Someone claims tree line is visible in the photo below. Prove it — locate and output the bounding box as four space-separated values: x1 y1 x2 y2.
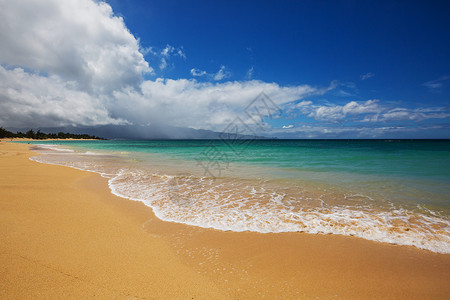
0 127 104 140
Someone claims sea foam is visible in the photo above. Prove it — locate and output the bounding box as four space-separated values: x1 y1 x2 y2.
29 144 450 254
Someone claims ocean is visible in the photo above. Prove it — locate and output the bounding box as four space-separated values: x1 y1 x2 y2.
24 139 450 253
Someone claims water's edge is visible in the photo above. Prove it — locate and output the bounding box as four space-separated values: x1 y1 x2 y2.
27 143 450 254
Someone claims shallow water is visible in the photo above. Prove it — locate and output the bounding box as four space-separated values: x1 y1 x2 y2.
25 139 450 253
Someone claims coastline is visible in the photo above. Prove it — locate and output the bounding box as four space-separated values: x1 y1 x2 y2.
1 141 449 298
0 141 225 298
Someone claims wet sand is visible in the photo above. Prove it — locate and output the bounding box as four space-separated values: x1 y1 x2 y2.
1 141 449 298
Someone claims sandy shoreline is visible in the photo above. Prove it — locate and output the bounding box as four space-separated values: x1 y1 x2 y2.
1 141 449 298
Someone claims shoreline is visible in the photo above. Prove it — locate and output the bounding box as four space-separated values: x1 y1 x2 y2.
1 142 449 298
1 138 102 142
27 139 450 254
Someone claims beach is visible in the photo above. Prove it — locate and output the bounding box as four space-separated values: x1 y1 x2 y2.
1 141 449 299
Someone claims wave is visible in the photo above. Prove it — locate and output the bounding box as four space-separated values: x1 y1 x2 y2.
29 144 450 254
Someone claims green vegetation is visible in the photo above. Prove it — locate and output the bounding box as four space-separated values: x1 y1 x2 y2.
0 127 104 140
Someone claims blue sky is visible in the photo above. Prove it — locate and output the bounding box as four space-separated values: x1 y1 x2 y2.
0 0 449 138
110 0 450 101
110 0 449 91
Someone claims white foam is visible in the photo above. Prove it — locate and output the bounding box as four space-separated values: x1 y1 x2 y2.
29 147 450 254
33 144 74 153
107 170 450 254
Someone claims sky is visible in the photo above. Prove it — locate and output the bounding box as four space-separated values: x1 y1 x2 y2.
0 0 449 138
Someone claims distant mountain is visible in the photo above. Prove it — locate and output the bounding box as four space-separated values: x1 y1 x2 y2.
6 124 271 140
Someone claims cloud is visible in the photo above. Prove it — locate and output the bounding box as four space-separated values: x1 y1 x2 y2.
0 0 151 95
422 76 450 92
360 72 374 80
161 45 173 57
111 79 322 131
190 65 231 81
295 100 312 107
213 65 230 80
190 68 207 77
0 62 322 129
160 45 186 59
285 98 450 125
0 66 126 127
246 66 254 79
1 0 447 139
343 100 380 115
269 123 450 139
377 107 450 122
159 58 168 70
0 0 331 132
140 44 185 71
306 100 381 122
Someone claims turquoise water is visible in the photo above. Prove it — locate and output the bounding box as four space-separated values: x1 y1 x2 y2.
24 139 450 253
27 139 450 177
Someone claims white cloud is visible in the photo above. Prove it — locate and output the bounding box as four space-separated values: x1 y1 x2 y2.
190 65 231 81
1 0 447 138
342 100 380 115
159 58 168 70
140 46 157 56
140 44 186 72
0 0 334 132
160 44 186 59
190 68 207 77
293 99 450 124
111 79 321 131
0 66 126 127
213 65 230 80
246 66 254 79
161 45 173 57
269 123 437 139
360 72 374 80
422 76 449 91
0 0 151 95
423 82 442 89
379 107 450 122
311 105 345 121
306 100 381 122
1 62 323 130
296 100 312 107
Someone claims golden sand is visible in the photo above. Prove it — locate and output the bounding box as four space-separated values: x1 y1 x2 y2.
1 141 449 298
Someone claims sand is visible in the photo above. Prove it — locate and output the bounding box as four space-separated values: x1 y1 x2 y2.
1 141 449 299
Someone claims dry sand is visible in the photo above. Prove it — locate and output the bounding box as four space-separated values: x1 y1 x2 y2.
1 141 449 299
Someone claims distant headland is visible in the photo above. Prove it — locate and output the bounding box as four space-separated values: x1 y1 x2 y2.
0 127 104 140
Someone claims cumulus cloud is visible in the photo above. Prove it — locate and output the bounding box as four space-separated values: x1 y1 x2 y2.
283 99 450 128
0 0 330 132
0 66 126 127
0 0 151 95
306 100 381 122
111 79 321 131
283 98 450 127
1 0 447 138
